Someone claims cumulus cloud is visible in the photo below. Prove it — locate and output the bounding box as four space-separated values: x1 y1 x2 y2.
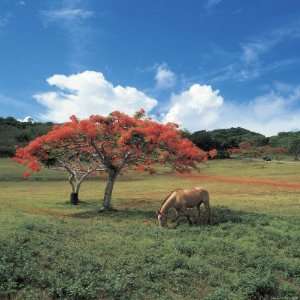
33 70 300 136
34 71 158 122
222 87 300 136
155 64 176 89
163 84 223 131
163 82 300 136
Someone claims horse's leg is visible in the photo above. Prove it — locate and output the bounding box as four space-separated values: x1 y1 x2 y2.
174 212 185 228
196 203 201 224
186 214 193 225
173 209 183 227
204 198 211 225
173 210 180 223
174 209 192 226
182 208 193 225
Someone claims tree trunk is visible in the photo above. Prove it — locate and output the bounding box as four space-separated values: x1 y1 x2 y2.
70 192 79 205
102 170 117 210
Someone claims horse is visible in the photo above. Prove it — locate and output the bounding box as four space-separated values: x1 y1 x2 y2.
157 187 211 227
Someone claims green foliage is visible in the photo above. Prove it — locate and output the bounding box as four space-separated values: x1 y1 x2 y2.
189 127 300 160
0 117 52 157
1 159 300 299
216 149 231 159
189 127 266 158
209 127 265 147
270 131 300 148
190 130 218 151
1 211 299 299
288 138 300 160
2 116 300 161
237 271 278 299
204 287 235 300
0 230 106 299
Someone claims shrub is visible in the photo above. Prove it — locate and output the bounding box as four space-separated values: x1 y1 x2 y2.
237 270 278 299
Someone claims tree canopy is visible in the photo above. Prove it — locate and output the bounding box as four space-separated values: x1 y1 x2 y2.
14 110 207 209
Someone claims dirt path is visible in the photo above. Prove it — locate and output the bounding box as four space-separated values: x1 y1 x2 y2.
178 173 300 190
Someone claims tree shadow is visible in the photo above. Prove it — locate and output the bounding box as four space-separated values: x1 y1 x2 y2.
69 205 272 228
210 206 271 226
55 200 97 207
70 208 155 220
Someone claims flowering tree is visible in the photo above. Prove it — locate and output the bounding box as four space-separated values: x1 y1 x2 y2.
68 110 207 210
237 142 287 159
14 110 207 210
207 149 218 159
13 121 104 205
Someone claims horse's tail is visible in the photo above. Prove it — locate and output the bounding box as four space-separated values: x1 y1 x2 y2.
203 190 211 224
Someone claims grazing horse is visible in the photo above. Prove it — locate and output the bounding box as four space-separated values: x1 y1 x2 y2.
157 187 211 227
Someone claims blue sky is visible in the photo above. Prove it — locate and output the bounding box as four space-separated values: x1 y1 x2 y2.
1 0 300 135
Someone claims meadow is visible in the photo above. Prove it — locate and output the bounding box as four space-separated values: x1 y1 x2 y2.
0 158 300 299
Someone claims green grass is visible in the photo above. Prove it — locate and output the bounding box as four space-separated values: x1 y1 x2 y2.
1 158 300 299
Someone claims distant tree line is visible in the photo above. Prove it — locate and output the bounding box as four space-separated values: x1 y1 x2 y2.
1 117 300 159
185 127 300 159
185 127 268 158
0 117 52 157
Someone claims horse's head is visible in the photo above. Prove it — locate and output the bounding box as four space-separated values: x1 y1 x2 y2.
157 210 167 227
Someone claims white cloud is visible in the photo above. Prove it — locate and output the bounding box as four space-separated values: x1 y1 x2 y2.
203 22 300 84
41 2 94 69
241 22 300 66
209 58 299 83
34 71 158 122
238 22 300 78
33 71 300 136
0 14 10 28
18 116 34 123
206 0 223 9
242 43 265 65
42 8 93 22
155 64 176 89
163 83 300 136
234 87 300 135
163 84 223 131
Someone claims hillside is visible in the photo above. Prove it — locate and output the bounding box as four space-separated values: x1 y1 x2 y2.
189 127 268 151
1 117 300 157
269 131 300 148
0 117 52 157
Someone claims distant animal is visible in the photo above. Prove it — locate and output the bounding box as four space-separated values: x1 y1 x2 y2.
263 156 272 161
157 187 211 227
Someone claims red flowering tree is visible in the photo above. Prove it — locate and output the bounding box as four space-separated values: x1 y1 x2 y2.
68 110 207 211
237 142 287 159
14 110 207 210
13 121 104 205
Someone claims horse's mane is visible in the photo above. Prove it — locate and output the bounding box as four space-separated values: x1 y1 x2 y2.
159 189 181 210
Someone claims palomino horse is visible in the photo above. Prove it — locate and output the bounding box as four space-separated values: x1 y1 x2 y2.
157 187 211 227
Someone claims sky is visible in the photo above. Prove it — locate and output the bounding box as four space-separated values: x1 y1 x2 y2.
1 0 300 136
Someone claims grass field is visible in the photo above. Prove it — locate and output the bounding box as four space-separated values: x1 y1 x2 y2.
0 158 300 299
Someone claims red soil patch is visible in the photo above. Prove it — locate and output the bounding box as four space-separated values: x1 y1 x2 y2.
178 173 300 190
